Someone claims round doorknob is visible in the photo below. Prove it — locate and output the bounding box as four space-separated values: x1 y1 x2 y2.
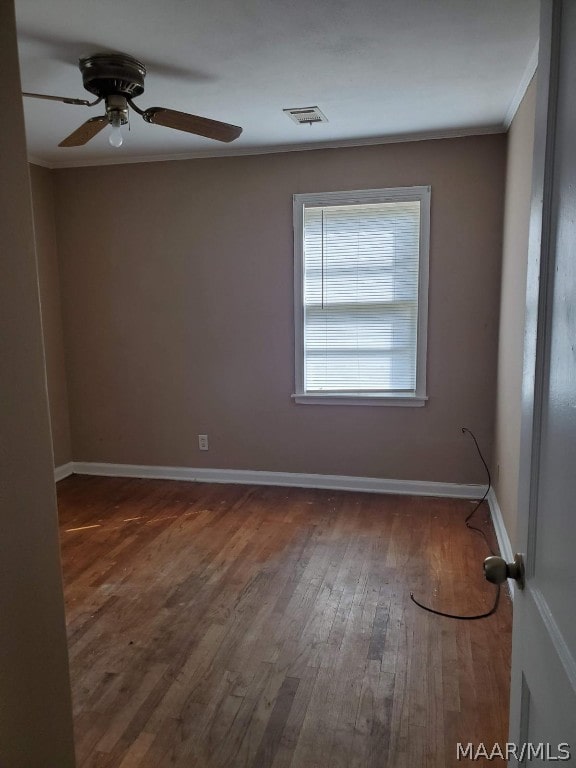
483 554 525 589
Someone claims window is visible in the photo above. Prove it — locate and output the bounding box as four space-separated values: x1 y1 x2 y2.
293 186 430 406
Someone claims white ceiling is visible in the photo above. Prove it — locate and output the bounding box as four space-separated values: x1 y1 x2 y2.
15 0 540 169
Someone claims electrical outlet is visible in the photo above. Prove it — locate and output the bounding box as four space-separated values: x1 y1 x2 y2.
198 434 209 451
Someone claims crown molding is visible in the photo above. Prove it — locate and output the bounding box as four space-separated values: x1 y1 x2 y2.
503 41 539 129
28 154 53 168
31 123 505 170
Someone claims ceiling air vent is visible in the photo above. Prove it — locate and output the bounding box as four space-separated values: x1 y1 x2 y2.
283 106 328 125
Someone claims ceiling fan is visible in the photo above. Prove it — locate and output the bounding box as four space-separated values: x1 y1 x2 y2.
22 53 243 148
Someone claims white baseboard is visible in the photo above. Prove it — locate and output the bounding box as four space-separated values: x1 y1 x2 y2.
487 488 515 599
63 461 486 499
54 462 74 482
487 488 514 562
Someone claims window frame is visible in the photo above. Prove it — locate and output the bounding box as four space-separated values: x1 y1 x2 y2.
292 185 430 406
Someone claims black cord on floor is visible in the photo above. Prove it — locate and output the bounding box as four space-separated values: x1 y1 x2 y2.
409 426 500 620
410 582 500 620
461 427 497 558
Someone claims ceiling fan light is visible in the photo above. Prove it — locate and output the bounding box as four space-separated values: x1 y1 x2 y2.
108 124 123 147
108 113 124 147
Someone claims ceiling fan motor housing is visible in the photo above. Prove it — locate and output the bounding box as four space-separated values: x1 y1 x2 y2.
79 53 146 98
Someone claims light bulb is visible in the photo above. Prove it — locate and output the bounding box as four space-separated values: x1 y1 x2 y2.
108 123 123 148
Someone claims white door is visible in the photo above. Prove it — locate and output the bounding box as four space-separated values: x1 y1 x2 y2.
509 0 576 764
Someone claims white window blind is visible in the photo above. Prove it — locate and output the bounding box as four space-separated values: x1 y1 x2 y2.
294 187 429 405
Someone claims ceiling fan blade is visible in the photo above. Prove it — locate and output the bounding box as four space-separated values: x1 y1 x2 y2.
142 107 242 143
22 92 100 107
58 116 108 147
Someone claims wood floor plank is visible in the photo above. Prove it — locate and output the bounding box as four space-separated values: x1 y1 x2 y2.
57 477 512 768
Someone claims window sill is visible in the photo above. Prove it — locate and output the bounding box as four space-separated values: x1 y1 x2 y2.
292 393 428 407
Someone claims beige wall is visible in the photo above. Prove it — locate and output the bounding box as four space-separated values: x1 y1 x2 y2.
30 164 73 467
493 78 537 548
54 134 506 484
0 1 76 765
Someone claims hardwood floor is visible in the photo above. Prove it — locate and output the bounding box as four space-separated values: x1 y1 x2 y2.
57 476 512 768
